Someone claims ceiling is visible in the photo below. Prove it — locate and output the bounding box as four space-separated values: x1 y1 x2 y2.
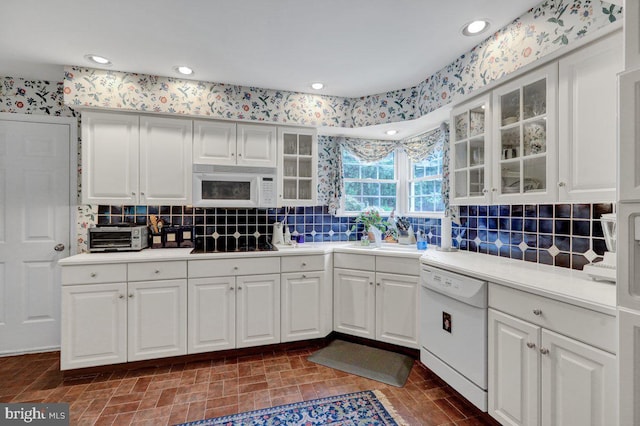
1 0 542 137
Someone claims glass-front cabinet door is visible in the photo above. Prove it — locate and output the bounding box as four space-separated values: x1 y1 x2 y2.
277 127 317 206
492 63 557 203
450 94 491 205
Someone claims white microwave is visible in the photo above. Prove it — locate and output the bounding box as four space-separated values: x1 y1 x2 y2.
192 164 277 208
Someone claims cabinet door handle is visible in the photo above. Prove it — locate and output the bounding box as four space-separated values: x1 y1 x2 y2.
231 153 235 156
533 309 542 316
140 192 145 196
233 266 239 270
230 287 234 291
119 294 125 299
238 153 242 157
558 181 566 187
376 282 380 286
154 269 160 274
482 188 488 194
540 347 549 355
128 294 134 298
302 262 307 267
526 342 536 349
90 272 97 278
491 188 497 192
131 192 136 196
369 282 373 286
302 274 307 279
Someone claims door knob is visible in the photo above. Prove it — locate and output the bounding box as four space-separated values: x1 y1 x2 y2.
54 243 65 252
526 342 536 349
540 348 550 355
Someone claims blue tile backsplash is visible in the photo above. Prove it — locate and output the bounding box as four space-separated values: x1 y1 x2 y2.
456 203 614 270
97 202 613 270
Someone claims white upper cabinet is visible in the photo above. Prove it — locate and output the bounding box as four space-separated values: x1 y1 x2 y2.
193 121 277 167
619 68 640 202
139 116 192 205
277 127 318 206
625 0 640 70
82 111 139 205
558 31 622 202
237 123 277 167
492 63 558 204
82 111 192 205
192 120 237 165
450 94 492 205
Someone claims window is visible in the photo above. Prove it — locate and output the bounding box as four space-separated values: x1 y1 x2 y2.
342 149 396 213
340 147 444 216
408 154 445 213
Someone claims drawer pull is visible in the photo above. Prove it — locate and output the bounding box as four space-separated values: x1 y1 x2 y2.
376 282 380 286
90 272 96 278
154 269 160 274
230 287 234 291
526 342 536 349
119 294 124 299
129 294 134 298
238 286 242 290
233 266 239 270
302 262 307 267
369 282 373 286
302 274 307 279
533 309 542 316
540 348 549 355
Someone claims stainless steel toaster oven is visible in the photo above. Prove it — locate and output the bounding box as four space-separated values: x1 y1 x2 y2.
88 225 148 252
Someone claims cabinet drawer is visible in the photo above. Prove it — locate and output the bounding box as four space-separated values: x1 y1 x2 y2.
61 264 127 285
489 283 616 353
281 255 325 273
376 255 420 276
333 253 375 271
189 256 280 278
128 261 187 281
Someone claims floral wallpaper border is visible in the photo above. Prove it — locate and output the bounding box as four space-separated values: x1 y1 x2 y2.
62 0 621 128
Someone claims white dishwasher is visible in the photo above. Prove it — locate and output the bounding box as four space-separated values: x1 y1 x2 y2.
420 264 488 411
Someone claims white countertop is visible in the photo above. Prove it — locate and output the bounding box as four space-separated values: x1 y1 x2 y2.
420 249 616 316
59 243 616 315
59 241 427 265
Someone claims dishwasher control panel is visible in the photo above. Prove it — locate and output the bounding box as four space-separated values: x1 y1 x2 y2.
420 265 487 308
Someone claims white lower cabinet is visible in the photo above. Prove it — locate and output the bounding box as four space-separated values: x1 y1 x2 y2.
333 253 419 349
488 284 617 426
187 258 281 352
127 279 187 362
334 268 376 339
188 274 281 352
236 274 281 348
61 282 127 370
188 277 235 353
60 262 188 370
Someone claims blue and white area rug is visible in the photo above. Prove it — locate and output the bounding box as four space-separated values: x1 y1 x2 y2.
176 390 408 425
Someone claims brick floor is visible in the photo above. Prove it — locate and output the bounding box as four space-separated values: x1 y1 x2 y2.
0 343 500 425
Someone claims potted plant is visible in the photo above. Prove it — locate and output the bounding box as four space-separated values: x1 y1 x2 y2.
351 208 390 241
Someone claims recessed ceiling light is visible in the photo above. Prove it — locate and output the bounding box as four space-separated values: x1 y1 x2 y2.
85 54 112 66
175 66 194 76
385 129 398 136
462 20 490 36
311 82 324 90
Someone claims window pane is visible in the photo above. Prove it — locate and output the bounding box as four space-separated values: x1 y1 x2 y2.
361 165 377 179
343 164 360 179
363 182 379 196
342 149 397 213
344 181 361 195
379 165 394 180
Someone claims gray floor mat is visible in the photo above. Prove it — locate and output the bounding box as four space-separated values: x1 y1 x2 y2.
308 340 413 387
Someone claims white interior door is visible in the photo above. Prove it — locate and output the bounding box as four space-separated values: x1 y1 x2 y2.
0 115 74 354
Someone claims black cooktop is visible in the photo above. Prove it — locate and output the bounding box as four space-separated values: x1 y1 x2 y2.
191 240 277 254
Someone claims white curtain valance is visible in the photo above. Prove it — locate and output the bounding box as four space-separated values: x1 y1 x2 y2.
339 124 445 164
